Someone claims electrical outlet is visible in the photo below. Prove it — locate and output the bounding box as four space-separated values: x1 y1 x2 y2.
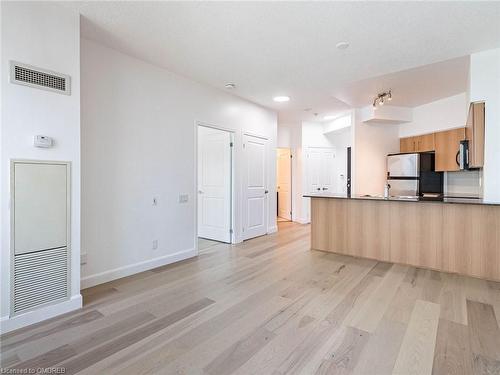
179 194 189 203
152 240 158 250
80 253 88 265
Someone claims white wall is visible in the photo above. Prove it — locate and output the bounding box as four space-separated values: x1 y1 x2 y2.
81 39 277 288
352 110 400 196
399 93 468 137
302 121 335 148
1 2 81 332
469 48 500 202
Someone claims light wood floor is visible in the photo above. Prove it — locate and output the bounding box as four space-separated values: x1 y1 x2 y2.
1 222 500 374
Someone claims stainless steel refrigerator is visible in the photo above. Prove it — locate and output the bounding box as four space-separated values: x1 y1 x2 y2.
387 152 443 197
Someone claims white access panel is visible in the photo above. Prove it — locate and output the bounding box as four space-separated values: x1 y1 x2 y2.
13 161 69 255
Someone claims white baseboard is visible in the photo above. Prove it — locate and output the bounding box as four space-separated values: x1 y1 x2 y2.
0 294 82 334
80 248 197 289
267 225 278 234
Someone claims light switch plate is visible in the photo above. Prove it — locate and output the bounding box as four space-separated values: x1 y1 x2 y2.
179 194 189 203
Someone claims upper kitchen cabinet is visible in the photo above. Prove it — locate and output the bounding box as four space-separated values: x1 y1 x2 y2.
400 136 416 152
434 128 465 172
400 133 435 153
415 133 435 152
465 102 485 168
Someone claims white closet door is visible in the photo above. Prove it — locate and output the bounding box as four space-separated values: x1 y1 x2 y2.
243 134 268 240
307 148 322 193
307 147 336 194
14 162 68 255
198 127 231 243
321 149 336 193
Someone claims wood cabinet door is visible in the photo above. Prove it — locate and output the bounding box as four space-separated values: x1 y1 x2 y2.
415 133 435 152
466 102 485 168
400 137 415 153
435 128 465 171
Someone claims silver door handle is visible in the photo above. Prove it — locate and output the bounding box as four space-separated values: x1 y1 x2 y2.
198 190 204 194
322 187 328 190
316 188 321 191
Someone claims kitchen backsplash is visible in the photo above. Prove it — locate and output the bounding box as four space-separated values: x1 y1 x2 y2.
444 169 483 197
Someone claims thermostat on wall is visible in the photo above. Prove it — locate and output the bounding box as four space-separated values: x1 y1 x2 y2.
33 135 53 148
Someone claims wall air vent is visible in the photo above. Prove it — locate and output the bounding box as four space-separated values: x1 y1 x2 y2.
9 61 71 95
13 247 69 315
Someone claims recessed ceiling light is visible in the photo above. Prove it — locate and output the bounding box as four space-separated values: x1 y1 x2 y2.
336 41 350 50
225 83 236 89
273 96 290 102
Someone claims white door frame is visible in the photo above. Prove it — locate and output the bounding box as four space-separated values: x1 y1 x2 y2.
194 121 235 253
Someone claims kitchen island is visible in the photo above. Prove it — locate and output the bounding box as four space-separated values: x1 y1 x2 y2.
306 193 500 281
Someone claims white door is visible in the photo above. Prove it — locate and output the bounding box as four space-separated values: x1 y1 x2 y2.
307 147 336 193
197 126 231 243
307 148 322 193
321 149 335 193
243 134 268 240
276 148 291 220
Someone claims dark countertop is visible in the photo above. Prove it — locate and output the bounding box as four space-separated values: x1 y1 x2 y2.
303 193 500 206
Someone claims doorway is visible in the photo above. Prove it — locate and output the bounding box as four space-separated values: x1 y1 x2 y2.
197 125 233 244
276 148 292 221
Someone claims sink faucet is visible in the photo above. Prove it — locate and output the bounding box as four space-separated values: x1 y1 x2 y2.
384 183 391 199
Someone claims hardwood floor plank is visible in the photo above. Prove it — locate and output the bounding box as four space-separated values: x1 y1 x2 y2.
314 326 369 375
471 353 500 375
368 261 394 277
349 264 408 333
204 327 276 375
352 318 407 375
58 298 214 374
392 300 441 375
467 299 500 362
432 319 472 375
0 353 20 367
10 311 155 371
0 310 104 352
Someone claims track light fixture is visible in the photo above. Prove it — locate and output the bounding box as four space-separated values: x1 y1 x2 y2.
373 90 392 109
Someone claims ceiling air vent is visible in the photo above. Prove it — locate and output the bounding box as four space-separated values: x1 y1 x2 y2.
10 61 71 95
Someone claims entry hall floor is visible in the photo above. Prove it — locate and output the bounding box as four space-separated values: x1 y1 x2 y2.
1 222 500 374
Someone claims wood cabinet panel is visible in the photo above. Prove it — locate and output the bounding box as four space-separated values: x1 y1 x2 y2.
434 128 465 172
415 133 435 152
400 134 435 153
310 197 500 281
400 137 415 153
466 102 485 168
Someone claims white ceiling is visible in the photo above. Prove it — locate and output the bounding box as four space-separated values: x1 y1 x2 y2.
62 1 500 123
332 56 470 110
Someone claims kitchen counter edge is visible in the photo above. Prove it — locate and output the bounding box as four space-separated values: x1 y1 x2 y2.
303 194 500 206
